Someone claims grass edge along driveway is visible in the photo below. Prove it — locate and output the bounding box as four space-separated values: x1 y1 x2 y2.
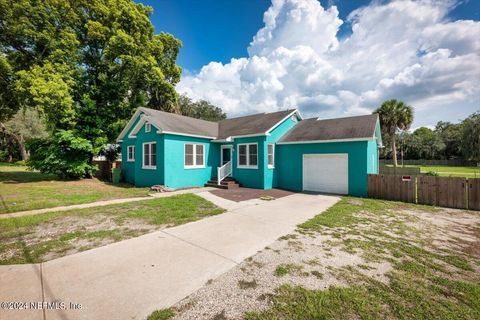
0 193 225 265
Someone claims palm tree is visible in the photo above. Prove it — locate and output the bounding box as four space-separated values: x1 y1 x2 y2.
374 99 414 167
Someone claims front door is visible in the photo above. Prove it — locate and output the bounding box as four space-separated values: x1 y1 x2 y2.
221 146 232 165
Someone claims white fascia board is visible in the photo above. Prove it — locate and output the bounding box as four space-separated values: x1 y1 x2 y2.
277 137 374 145
116 107 147 142
127 115 147 139
211 137 232 143
159 130 216 140
127 115 163 139
265 109 301 134
230 133 270 139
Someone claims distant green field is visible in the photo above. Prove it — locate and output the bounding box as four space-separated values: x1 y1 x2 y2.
386 164 480 178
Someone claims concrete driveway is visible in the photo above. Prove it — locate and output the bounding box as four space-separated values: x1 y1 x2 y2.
0 192 340 320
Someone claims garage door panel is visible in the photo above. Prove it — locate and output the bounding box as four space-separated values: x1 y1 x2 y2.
303 154 348 194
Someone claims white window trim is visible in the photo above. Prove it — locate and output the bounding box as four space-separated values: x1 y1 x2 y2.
127 145 135 162
142 142 156 169
237 143 258 169
184 143 206 169
267 144 275 169
145 122 151 133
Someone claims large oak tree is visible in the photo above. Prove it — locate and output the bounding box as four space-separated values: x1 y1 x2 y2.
0 0 182 176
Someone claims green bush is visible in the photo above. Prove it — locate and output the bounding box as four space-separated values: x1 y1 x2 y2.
14 160 26 166
27 130 97 179
425 171 439 176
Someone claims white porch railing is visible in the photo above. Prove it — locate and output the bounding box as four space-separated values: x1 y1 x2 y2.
217 160 232 185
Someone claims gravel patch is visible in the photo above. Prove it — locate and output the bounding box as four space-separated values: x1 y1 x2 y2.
170 204 479 320
172 231 392 320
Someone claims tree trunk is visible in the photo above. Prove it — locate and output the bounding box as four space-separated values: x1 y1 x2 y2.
0 122 28 160
392 134 398 168
18 134 28 161
9 133 28 161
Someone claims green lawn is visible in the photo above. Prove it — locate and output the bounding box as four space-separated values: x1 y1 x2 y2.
387 164 480 178
0 193 224 264
0 162 150 213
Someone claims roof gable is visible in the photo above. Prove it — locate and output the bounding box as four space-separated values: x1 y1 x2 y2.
117 107 301 141
144 109 218 138
216 109 298 140
278 114 379 143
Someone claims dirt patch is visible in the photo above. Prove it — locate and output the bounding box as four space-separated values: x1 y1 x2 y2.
0 213 159 263
402 208 480 255
210 188 294 202
171 232 392 320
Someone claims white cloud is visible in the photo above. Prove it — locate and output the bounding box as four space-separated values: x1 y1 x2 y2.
177 0 480 127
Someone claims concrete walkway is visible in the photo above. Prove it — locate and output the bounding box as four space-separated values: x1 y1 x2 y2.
0 192 340 320
0 187 215 219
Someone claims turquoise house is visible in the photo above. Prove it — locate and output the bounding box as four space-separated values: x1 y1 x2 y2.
117 107 382 196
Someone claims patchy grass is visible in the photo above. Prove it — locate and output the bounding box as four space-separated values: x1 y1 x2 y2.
0 163 150 213
310 270 324 279
299 197 392 229
238 279 258 289
146 308 175 320
246 275 480 320
0 194 224 264
274 263 304 277
245 197 480 320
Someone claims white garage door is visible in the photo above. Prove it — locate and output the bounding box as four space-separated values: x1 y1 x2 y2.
303 154 348 194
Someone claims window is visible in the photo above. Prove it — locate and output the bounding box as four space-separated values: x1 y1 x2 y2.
142 142 156 169
267 144 274 168
127 146 135 162
184 144 205 168
238 143 258 168
145 122 151 133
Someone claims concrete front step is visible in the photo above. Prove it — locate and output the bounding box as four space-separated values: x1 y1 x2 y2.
207 180 238 186
205 180 240 189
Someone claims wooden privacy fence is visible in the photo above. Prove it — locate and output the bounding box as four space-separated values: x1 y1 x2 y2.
368 174 480 210
93 160 121 181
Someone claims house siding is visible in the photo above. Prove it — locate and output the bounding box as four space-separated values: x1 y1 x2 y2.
119 108 379 195
276 141 371 197
120 115 143 185
163 134 218 188
133 125 165 187
367 140 379 174
121 135 137 185
264 114 299 189
231 136 265 189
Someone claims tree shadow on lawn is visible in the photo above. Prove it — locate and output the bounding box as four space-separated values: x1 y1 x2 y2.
0 169 59 184
0 169 139 190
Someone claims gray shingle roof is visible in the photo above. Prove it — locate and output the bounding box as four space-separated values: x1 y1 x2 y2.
278 114 379 143
128 107 377 143
140 108 295 140
143 108 219 137
216 109 295 139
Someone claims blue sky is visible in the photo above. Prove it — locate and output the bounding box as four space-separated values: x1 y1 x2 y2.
137 0 480 128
